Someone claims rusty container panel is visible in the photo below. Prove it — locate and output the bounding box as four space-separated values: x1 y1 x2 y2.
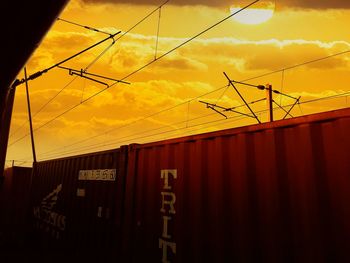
0 166 32 247
123 108 350 263
31 146 128 257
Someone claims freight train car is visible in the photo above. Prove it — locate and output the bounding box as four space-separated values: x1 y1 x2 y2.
122 108 350 263
0 166 32 248
3 107 350 262
30 146 128 259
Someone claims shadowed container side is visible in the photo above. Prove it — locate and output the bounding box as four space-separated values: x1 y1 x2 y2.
123 107 350 263
0 166 33 249
30 146 128 260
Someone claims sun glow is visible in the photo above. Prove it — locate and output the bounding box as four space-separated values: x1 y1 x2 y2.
231 1 275 25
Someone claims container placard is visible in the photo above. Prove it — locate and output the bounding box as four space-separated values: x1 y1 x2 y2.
78 169 116 181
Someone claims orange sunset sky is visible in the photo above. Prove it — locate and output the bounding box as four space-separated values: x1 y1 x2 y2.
5 0 350 166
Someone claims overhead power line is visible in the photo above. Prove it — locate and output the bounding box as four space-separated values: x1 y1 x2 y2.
26 83 229 158
242 49 350 83
7 0 261 148
12 31 120 88
13 89 350 162
9 38 117 139
9 45 350 150
9 0 172 141
10 0 170 144
29 88 350 161
10 0 350 157
115 0 170 43
65 0 262 106
43 97 270 159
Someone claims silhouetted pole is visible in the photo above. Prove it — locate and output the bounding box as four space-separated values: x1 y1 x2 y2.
0 83 16 174
266 84 273 122
24 67 37 164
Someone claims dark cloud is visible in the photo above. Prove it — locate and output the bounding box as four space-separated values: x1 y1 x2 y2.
282 0 350 9
82 0 229 6
82 0 350 9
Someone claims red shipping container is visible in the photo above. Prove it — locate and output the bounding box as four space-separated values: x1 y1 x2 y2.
123 108 350 263
31 146 128 258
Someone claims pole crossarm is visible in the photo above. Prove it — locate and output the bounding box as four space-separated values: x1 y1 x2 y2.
208 105 228 119
223 72 261 124
58 66 131 86
225 98 266 112
199 100 256 120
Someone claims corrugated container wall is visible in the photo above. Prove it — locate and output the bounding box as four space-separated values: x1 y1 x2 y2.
0 166 32 248
123 108 350 263
30 146 128 258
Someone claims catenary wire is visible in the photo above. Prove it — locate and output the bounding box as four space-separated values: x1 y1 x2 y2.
8 40 114 140
213 49 350 106
114 0 170 43
60 0 261 107
33 90 350 160
8 1 260 148
40 113 255 160
23 47 350 158
9 2 350 156
14 89 350 162
31 84 229 157
9 46 350 152
8 0 171 142
9 33 118 139
57 17 112 36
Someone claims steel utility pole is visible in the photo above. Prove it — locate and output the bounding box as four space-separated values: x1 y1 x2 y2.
266 84 273 122
24 67 37 164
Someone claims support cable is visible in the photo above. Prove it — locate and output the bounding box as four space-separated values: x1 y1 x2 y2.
282 96 301 119
272 100 293 118
228 79 298 100
8 0 260 148
15 89 350 161
12 31 120 88
72 0 261 105
155 5 162 60
242 49 350 83
30 84 229 157
9 0 172 140
84 38 116 71
208 105 228 119
9 33 118 139
115 0 170 43
30 110 221 159
8 76 78 139
42 96 267 158
57 17 112 36
224 72 261 123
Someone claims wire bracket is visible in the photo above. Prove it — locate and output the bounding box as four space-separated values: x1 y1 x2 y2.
59 66 131 86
